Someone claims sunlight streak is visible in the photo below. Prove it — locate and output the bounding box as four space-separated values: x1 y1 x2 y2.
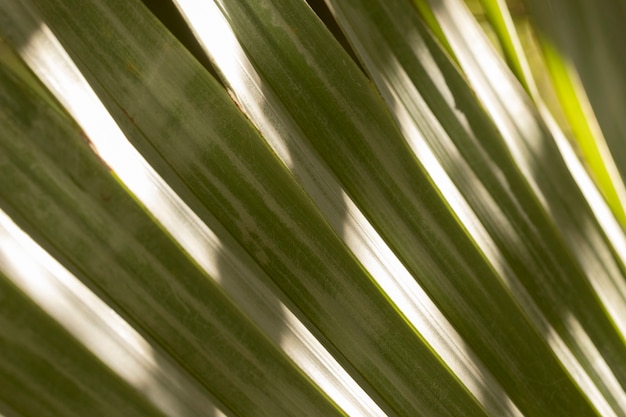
173 1 388 415
174 0 294 169
18 22 225 286
563 313 626 411
20 14 384 417
543 106 626 340
353 23 622 412
341 191 523 417
426 3 626 413
428 0 549 208
373 58 527 416
174 1 526 413
427 1 626 338
543 311 621 417
430 0 626 344
5 0 626 415
0 210 217 417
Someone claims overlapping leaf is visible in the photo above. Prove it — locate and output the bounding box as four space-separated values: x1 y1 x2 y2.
411 0 626 410
1 0 625 416
0 24 345 416
172 0 618 415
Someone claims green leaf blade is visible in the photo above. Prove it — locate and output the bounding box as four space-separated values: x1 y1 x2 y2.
0 45 346 417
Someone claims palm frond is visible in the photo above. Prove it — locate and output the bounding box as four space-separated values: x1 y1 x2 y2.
1 0 625 416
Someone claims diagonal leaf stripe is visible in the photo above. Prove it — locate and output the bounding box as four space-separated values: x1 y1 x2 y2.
0 0 498 413
0 5 387 416
475 0 626 234
170 0 522 415
316 0 626 414
0 275 167 417
0 208 225 417
1 0 625 416
168 2 622 410
3 0 496 415
420 0 626 339
0 53 345 417
144 0 624 412
416 0 626 406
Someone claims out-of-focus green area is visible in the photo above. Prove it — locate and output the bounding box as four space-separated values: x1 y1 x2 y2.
464 0 573 142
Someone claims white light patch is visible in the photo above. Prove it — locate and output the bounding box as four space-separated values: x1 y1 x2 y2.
341 189 523 417
176 2 524 414
428 0 549 209
12 17 236 416
564 313 626 412
172 1 387 415
18 10 385 417
543 106 626 340
18 22 228 286
543 310 621 417
427 0 626 327
345 25 619 412
174 0 294 169
424 2 626 413
359 58 523 416
0 210 217 417
278 312 387 417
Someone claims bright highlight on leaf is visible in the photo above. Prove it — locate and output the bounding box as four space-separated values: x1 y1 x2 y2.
0 0 625 416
